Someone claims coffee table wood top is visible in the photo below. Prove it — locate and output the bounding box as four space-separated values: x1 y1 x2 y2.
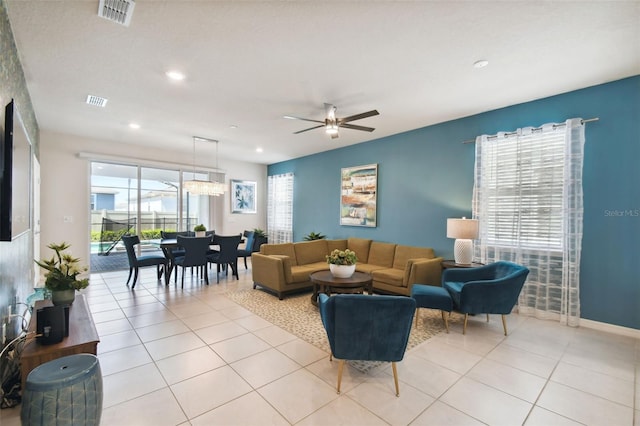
310 270 372 286
310 271 373 306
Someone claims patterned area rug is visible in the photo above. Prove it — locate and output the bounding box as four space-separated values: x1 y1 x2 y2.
225 289 457 372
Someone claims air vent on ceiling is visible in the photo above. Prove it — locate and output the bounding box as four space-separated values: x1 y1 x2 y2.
86 95 108 108
98 0 136 27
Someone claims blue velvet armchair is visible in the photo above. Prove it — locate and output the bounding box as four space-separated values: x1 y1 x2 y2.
442 261 529 335
318 294 416 396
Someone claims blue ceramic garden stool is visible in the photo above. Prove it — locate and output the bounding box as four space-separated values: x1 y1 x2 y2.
21 354 103 426
410 284 453 333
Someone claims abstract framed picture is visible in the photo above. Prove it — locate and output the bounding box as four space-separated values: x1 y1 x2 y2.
340 164 377 227
231 180 257 214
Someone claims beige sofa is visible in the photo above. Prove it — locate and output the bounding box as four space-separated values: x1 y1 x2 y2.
251 237 443 299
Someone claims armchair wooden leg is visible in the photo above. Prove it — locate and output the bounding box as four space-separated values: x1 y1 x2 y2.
415 308 419 327
337 359 345 394
463 313 468 335
486 314 490 322
391 362 400 397
441 311 449 333
502 314 508 336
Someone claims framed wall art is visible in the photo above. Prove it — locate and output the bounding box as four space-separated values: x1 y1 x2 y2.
340 164 377 227
231 179 257 214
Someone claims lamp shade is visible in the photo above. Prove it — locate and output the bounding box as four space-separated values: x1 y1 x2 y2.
447 218 479 240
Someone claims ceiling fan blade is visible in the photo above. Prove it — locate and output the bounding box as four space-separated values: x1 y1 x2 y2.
293 125 324 134
283 115 325 124
340 123 375 132
339 109 379 123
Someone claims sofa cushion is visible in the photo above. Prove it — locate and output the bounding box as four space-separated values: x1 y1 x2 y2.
294 240 329 265
327 239 348 253
356 263 388 274
261 243 298 266
367 242 396 267
372 268 404 287
392 245 435 270
347 238 372 263
290 265 318 284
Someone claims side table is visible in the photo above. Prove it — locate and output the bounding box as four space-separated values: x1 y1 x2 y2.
442 260 484 269
20 294 100 390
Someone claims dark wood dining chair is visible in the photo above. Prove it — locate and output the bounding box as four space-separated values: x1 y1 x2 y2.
173 236 211 288
122 235 169 289
160 230 190 259
208 234 242 283
236 230 256 269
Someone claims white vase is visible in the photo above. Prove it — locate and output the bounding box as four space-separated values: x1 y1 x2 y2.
195 231 206 237
329 264 356 278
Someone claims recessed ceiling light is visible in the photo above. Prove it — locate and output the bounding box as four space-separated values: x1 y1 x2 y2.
128 122 140 129
256 147 263 153
229 125 238 129
473 60 489 68
166 70 185 81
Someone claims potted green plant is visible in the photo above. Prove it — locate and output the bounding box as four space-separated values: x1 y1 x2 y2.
326 248 358 278
303 231 326 241
194 224 207 237
253 228 268 251
35 242 89 305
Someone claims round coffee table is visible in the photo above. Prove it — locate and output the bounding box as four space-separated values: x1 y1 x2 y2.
310 270 373 306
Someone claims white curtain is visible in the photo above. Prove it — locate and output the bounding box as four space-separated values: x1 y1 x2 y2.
473 118 585 326
266 173 294 244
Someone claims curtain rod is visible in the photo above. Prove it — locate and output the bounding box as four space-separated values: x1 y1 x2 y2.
461 117 599 144
76 151 226 174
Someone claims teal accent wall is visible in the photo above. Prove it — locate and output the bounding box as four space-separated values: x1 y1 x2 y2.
269 76 640 330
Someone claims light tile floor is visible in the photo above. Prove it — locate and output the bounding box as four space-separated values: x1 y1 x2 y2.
2 264 639 425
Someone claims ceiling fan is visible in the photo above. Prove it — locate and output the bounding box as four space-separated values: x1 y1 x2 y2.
284 103 379 139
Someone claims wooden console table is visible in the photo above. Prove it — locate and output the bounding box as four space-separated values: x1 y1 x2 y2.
21 294 100 389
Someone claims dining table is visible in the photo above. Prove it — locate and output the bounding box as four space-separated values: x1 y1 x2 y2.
150 236 244 284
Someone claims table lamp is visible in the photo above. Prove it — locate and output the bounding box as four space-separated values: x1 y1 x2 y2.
447 217 479 265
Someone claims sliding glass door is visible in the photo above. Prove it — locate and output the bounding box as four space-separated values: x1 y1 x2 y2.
90 162 211 256
91 163 139 255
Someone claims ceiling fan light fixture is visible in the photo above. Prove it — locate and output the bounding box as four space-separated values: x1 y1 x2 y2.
325 123 339 135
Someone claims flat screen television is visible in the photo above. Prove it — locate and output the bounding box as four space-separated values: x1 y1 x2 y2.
1 99 32 241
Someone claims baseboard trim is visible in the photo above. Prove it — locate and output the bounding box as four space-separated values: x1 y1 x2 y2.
580 318 640 339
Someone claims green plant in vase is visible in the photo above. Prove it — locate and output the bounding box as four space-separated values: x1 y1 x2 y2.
35 242 89 305
194 224 207 237
326 248 358 278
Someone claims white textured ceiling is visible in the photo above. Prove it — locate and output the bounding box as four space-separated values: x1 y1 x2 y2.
5 1 640 165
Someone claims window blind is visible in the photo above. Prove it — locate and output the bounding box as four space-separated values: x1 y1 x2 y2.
473 119 585 326
477 128 565 250
267 173 294 243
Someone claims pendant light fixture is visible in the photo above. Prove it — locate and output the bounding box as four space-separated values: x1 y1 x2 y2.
183 136 226 196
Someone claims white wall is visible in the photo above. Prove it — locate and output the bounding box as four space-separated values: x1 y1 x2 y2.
40 130 267 269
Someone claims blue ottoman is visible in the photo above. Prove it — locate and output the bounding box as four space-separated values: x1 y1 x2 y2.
21 354 103 426
411 284 453 333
